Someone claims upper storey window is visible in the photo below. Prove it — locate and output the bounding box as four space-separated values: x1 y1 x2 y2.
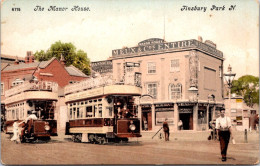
170 59 180 72
147 62 156 74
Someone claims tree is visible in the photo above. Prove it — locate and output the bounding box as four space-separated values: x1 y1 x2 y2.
34 41 91 75
231 75 259 108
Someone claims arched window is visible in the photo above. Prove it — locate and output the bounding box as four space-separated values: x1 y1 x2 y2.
169 83 182 100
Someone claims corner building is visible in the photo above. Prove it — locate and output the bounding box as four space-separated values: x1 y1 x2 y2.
96 37 225 132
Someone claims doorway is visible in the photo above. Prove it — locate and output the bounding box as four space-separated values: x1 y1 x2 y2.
142 111 152 131
179 113 193 130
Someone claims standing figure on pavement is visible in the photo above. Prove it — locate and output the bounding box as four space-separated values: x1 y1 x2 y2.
178 120 183 130
163 119 170 141
216 108 233 162
10 120 23 143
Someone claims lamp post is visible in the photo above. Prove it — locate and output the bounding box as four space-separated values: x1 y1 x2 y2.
224 64 236 117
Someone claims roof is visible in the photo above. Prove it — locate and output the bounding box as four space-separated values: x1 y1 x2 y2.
1 63 9 71
2 61 40 71
65 65 88 77
38 57 56 68
1 54 25 61
2 57 88 77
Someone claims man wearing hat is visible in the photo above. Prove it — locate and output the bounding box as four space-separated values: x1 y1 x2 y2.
20 110 38 141
216 108 233 162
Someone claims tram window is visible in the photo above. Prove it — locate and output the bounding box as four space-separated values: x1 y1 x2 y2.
108 107 113 117
79 107 84 118
86 106 93 117
77 108 80 118
16 109 19 119
98 104 102 117
69 108 72 119
73 108 76 119
12 110 15 119
94 105 98 117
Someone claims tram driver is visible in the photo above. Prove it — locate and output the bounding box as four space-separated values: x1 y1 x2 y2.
119 105 134 118
21 110 38 139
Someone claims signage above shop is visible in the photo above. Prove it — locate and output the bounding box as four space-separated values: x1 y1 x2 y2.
112 39 223 58
154 103 174 108
198 103 208 107
140 104 152 108
177 103 195 106
179 108 193 113
155 107 174 111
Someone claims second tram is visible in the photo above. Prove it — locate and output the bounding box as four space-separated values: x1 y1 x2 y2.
64 76 142 144
4 80 58 142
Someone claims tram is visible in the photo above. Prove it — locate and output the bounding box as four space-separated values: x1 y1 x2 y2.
64 75 142 144
3 80 58 142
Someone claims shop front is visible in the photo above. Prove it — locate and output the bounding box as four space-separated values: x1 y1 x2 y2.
178 106 193 130
141 104 152 131
155 103 174 127
198 103 207 131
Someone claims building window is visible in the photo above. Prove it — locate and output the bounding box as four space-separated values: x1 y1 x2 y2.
169 84 182 99
1 83 4 96
170 59 180 72
147 83 157 99
147 62 156 74
12 78 24 87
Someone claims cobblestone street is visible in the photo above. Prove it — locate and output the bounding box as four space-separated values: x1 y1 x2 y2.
1 131 259 165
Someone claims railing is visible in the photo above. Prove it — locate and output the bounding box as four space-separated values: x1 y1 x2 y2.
64 74 141 95
5 81 58 97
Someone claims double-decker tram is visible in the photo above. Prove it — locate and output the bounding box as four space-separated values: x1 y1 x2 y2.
64 75 142 144
4 80 58 142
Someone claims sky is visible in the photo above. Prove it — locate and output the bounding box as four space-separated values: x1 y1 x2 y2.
1 0 259 78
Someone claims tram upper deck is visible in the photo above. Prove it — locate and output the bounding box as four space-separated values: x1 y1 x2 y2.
64 75 142 103
4 81 58 105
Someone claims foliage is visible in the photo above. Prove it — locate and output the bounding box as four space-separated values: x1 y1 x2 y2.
231 75 259 107
34 41 91 75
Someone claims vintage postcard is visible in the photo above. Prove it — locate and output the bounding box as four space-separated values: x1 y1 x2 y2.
1 0 259 165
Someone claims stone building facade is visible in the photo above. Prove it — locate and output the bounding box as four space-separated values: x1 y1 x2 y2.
92 37 225 132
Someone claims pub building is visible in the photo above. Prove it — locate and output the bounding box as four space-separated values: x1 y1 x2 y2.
92 36 225 132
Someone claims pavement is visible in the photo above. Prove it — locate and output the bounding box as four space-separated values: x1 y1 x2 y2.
1 130 259 165
55 129 260 143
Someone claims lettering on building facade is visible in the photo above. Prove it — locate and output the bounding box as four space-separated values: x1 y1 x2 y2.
177 103 196 106
112 39 223 58
91 60 113 74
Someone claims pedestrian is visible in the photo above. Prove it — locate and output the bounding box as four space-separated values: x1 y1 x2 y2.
163 119 170 141
178 120 183 130
10 120 23 143
216 108 233 162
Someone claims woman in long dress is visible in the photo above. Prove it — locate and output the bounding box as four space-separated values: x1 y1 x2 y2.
10 120 22 143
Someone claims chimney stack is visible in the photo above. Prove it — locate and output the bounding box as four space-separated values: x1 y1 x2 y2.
25 51 35 63
198 36 203 42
